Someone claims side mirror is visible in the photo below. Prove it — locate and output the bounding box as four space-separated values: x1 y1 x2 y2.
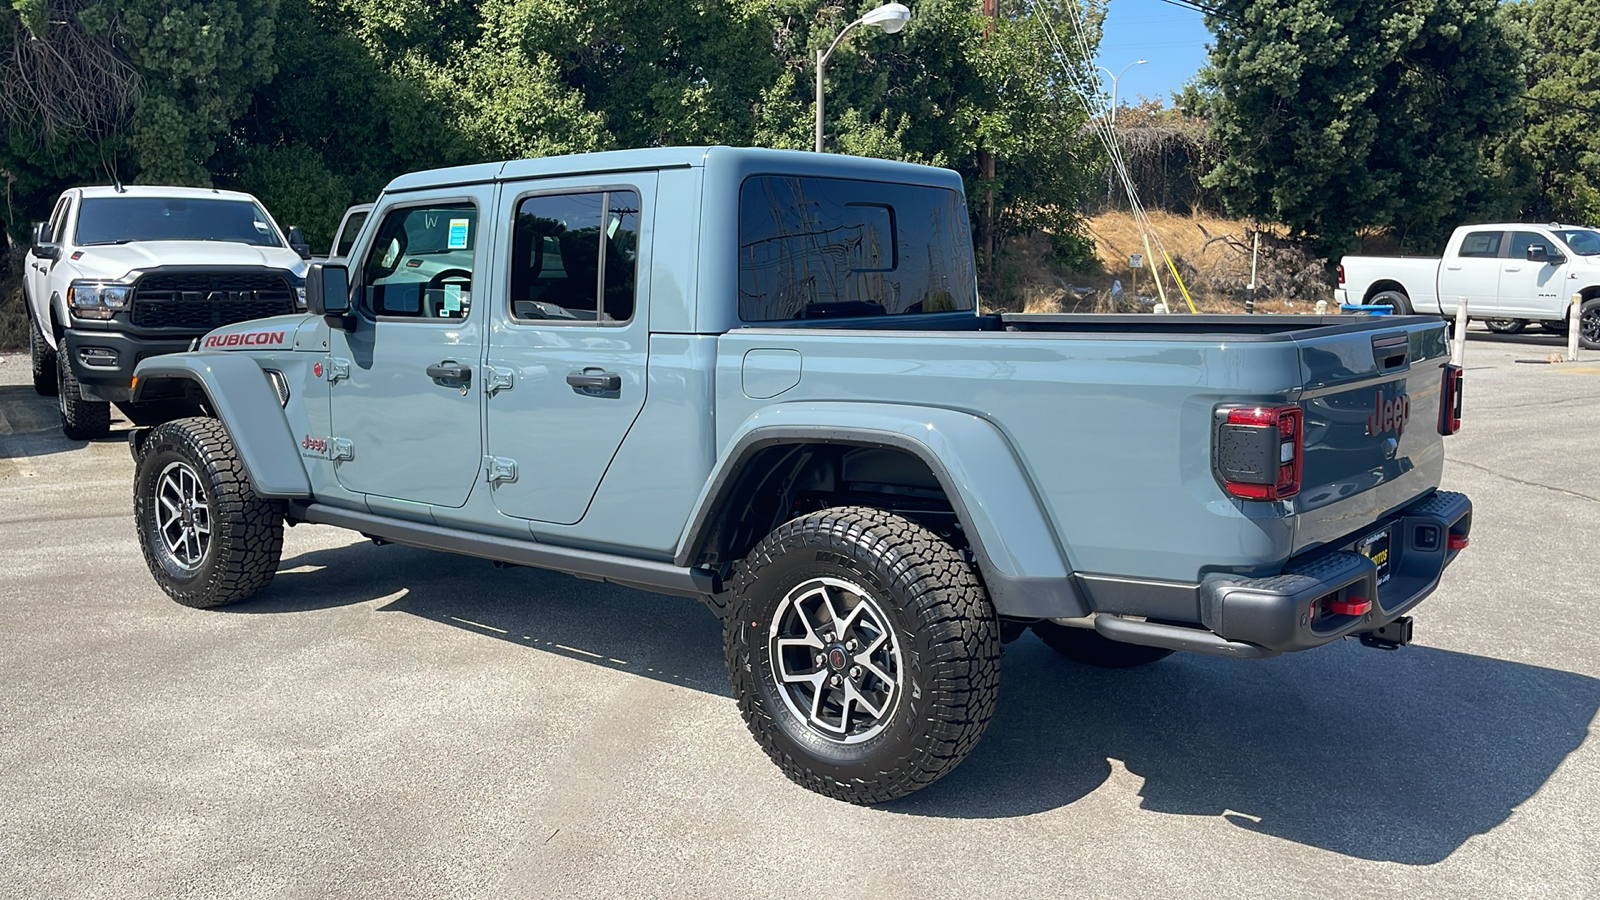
305 262 351 324
287 225 312 259
31 222 59 260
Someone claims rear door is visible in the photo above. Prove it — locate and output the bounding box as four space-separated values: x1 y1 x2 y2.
482 173 656 525
1292 320 1451 552
1437 230 1503 314
1498 230 1570 317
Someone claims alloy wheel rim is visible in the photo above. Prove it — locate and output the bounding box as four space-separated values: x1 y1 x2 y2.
1583 309 1599 343
767 576 904 744
155 461 212 571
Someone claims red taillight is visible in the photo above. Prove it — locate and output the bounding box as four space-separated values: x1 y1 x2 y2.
1326 597 1371 617
1217 405 1303 501
1447 534 1469 550
1438 363 1463 435
1337 263 1346 286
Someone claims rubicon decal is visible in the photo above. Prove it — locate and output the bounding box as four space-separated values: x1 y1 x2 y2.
203 330 287 349
1367 389 1410 437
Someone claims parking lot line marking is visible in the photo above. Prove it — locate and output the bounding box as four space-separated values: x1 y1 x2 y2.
554 643 603 659
1554 367 1600 375
448 616 507 634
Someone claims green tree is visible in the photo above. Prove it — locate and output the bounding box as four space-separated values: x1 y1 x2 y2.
1501 0 1599 224
1197 0 1525 258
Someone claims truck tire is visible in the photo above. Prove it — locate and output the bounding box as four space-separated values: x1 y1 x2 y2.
1030 620 1174 668
30 317 58 396
1369 290 1413 316
725 506 1000 804
1483 318 1527 334
134 417 284 608
1581 299 1600 350
56 347 110 440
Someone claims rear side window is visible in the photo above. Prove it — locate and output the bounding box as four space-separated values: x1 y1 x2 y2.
509 190 640 323
738 175 975 322
1457 231 1504 258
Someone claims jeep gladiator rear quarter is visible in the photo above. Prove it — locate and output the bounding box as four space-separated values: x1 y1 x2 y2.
128 146 1472 803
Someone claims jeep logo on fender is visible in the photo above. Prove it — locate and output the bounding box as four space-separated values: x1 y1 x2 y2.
203 330 287 349
1367 389 1410 437
301 435 329 458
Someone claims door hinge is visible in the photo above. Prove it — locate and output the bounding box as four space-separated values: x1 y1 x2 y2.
331 438 355 461
328 358 350 384
484 366 515 396
485 456 518 484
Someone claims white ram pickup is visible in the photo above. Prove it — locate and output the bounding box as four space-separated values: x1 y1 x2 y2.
1336 223 1600 346
23 185 312 438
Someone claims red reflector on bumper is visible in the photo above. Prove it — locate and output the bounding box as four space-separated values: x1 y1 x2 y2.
1447 534 1469 550
1327 598 1372 616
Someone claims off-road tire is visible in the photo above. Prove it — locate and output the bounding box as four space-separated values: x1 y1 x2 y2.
134 417 284 608
1369 290 1413 316
29 316 57 396
1580 299 1600 351
725 506 1001 805
56 345 110 440
1031 620 1175 668
1483 318 1527 335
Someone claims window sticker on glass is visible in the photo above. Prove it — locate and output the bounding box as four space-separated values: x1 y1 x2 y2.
443 284 462 313
448 218 470 249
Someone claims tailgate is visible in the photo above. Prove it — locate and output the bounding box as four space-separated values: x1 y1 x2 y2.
1292 318 1452 553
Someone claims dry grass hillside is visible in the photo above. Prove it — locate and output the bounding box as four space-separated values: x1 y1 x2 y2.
992 210 1337 315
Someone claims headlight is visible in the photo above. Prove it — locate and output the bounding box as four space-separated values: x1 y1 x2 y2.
67 281 133 320
295 286 307 307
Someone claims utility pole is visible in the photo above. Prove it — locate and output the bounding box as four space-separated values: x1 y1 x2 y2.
976 0 997 279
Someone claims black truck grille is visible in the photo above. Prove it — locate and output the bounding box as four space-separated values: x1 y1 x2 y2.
130 272 297 331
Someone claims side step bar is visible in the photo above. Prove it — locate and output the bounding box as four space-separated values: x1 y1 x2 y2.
290 502 720 599
1093 615 1280 659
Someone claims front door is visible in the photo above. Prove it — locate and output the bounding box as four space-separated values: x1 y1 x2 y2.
327 189 494 508
29 196 70 314
483 175 655 525
1437 229 1504 315
1499 230 1569 318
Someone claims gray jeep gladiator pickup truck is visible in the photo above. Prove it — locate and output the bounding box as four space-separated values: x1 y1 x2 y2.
127 147 1472 803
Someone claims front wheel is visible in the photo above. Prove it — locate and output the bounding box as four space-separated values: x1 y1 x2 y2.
57 346 109 440
134 417 284 608
1581 299 1600 351
725 506 1001 804
29 316 57 396
1483 318 1527 334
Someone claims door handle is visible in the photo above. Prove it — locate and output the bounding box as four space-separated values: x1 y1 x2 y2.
426 360 472 385
566 370 621 392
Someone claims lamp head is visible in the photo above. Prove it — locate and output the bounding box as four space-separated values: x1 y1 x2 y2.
862 2 911 34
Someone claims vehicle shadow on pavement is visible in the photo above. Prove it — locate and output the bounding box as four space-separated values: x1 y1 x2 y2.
1465 330 1567 348
240 543 1598 866
889 637 1600 865
0 384 131 458
239 541 730 691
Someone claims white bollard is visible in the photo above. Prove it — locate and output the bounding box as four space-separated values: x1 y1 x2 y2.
1569 293 1582 362
1153 302 1169 315
1314 299 1328 315
1451 297 1468 367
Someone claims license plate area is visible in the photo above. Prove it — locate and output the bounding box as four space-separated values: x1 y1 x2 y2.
1356 526 1392 587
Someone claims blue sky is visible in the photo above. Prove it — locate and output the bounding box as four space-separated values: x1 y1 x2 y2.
1094 0 1214 107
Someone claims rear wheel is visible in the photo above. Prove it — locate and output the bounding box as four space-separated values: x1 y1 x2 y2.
1369 290 1413 316
134 417 284 608
1483 318 1527 334
29 316 57 396
1581 299 1600 350
1031 620 1175 668
725 506 1000 804
57 346 110 440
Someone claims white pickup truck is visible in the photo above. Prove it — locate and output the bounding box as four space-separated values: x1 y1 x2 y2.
24 185 312 438
1337 223 1600 347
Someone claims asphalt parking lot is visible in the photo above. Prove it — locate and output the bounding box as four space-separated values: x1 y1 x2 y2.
2 326 1597 900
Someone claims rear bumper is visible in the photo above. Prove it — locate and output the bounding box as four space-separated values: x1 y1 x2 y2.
63 328 194 402
1197 489 1471 653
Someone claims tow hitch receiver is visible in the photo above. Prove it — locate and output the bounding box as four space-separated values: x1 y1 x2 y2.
1358 616 1414 650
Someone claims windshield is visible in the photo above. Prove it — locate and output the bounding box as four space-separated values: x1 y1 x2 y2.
75 197 283 247
1554 229 1600 256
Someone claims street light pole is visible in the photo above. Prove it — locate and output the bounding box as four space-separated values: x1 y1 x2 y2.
1096 59 1147 127
815 3 911 153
